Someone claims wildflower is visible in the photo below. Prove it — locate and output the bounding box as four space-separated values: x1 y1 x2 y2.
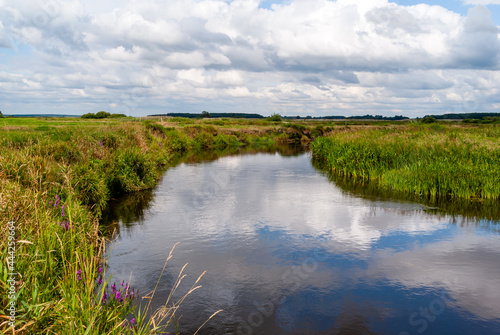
97 277 102 285
61 204 65 217
76 269 82 281
49 200 52 207
131 318 136 324
60 221 71 230
111 283 116 294
99 139 103 147
102 291 107 304
115 291 123 303
98 267 103 273
54 194 60 207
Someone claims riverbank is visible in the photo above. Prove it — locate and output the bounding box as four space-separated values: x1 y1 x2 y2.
311 124 500 201
0 117 317 334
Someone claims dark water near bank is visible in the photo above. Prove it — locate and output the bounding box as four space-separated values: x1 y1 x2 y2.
104 147 500 335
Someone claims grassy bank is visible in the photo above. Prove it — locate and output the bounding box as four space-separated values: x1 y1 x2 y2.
311 124 500 200
0 117 318 334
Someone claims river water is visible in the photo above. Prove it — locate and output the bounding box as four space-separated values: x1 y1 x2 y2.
104 147 500 335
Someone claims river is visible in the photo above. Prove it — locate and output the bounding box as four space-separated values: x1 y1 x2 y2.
103 147 500 335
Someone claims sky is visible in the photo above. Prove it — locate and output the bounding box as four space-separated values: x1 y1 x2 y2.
0 0 500 117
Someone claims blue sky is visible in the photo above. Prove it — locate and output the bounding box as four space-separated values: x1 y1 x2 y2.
1 0 500 117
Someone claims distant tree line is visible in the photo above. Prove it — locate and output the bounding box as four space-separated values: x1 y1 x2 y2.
81 111 127 119
150 112 266 119
148 112 500 121
285 114 409 120
426 112 500 120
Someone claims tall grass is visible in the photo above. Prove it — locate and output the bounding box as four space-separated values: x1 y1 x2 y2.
311 124 500 200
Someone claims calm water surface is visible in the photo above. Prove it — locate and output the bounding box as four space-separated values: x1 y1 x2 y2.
105 149 500 335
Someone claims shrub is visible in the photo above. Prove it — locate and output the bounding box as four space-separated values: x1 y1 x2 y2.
266 113 283 122
109 113 127 118
421 116 436 124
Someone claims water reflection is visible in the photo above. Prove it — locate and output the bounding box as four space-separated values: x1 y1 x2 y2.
105 149 500 335
314 162 500 223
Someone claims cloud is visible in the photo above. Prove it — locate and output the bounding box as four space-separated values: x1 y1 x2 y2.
0 0 500 116
367 234 500 320
451 5 500 68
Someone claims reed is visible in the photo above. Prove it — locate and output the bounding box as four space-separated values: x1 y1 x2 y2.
311 124 500 200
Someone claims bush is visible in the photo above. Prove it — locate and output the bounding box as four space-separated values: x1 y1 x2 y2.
81 113 96 119
421 116 436 124
266 113 283 122
109 113 127 118
0 111 4 118
82 111 123 119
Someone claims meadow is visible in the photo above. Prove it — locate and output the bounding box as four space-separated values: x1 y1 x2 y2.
311 123 500 200
0 116 318 334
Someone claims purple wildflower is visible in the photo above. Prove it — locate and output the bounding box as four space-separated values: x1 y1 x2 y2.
99 139 103 147
97 277 102 285
61 204 65 217
76 269 82 281
60 221 71 230
115 291 123 302
54 194 60 207
98 267 102 273
49 200 52 207
102 291 107 304
111 283 116 294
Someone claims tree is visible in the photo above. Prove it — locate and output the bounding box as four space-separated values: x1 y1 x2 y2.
0 111 4 118
201 111 211 118
95 111 111 119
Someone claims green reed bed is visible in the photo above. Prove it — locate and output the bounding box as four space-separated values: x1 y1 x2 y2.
311 124 500 200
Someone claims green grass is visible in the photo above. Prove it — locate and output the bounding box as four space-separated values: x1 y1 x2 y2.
311 124 500 200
